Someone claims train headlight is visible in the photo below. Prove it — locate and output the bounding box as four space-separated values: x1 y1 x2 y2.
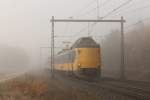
78 63 81 68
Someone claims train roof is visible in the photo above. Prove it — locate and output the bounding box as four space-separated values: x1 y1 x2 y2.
57 37 100 55
71 37 100 48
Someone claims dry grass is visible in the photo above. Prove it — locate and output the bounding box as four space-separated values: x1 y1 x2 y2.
0 75 48 100
0 71 98 100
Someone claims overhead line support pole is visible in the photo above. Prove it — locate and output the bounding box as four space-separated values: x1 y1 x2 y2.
51 16 55 78
121 16 125 79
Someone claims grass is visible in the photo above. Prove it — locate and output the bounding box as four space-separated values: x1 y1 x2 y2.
0 71 98 100
0 74 48 100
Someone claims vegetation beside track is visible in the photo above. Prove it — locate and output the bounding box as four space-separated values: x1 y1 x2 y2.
0 69 98 100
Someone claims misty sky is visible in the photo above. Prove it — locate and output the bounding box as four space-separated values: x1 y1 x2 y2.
0 0 150 68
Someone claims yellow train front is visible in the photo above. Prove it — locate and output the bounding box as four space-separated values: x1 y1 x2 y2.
54 37 101 79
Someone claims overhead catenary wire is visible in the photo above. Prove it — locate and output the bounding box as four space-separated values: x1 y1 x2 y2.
63 23 69 35
75 7 97 18
102 0 133 18
96 0 100 18
75 0 133 35
100 3 150 33
71 0 150 38
75 0 112 18
59 0 95 39
61 0 111 37
56 0 136 39
100 1 150 32
111 3 150 18
73 0 97 18
62 17 75 37
105 0 150 18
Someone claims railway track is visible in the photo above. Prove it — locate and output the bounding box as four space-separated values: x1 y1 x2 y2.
97 81 150 100
50 71 150 100
68 76 150 100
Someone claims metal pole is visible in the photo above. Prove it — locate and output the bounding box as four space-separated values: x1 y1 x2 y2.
120 16 125 79
96 0 100 18
88 22 90 36
40 47 42 68
51 16 55 78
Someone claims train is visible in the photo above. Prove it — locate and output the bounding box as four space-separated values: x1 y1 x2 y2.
54 37 101 79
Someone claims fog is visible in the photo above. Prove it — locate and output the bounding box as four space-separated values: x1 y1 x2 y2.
0 44 29 73
0 0 150 81
0 0 95 70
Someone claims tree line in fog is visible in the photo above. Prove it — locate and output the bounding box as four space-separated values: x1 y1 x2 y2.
101 21 150 81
